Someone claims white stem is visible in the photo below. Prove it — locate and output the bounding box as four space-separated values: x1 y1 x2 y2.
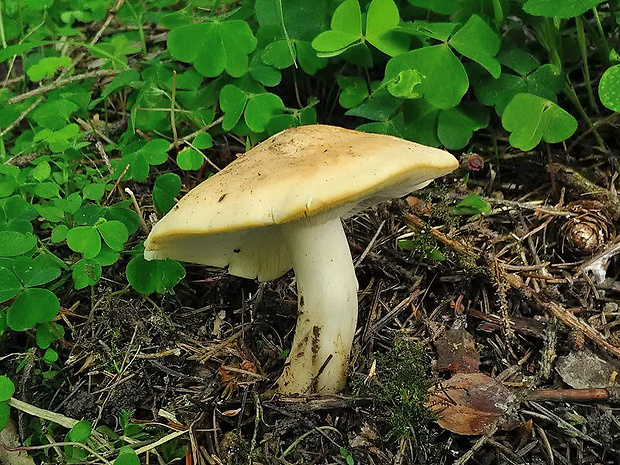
278 217 358 394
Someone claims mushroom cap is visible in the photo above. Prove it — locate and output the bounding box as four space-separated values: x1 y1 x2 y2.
144 124 458 281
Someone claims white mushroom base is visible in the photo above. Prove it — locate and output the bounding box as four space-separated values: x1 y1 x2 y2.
278 217 358 395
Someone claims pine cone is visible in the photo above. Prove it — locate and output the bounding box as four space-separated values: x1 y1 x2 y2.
560 200 614 255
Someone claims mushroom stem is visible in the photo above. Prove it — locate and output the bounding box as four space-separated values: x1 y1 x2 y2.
278 217 358 395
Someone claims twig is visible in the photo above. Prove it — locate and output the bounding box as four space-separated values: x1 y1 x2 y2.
0 441 111 464
527 387 620 403
505 273 620 359
5 69 123 105
0 96 44 138
124 187 149 234
547 163 620 219
401 211 477 259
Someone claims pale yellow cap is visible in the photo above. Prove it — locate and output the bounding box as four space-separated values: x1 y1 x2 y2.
144 125 458 280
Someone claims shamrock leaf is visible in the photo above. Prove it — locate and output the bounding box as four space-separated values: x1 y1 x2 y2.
66 226 101 258
437 104 489 149
502 93 577 151
153 173 181 217
219 85 285 133
475 64 563 115
387 69 423 99
27 56 72 82
7 288 59 331
177 148 204 171
523 0 604 18
599 64 620 112
312 0 362 57
126 255 185 295
338 76 369 109
72 259 102 290
167 21 257 77
385 44 468 108
365 0 409 56
448 15 500 78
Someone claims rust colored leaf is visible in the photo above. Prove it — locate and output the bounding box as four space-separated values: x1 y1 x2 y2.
435 327 480 373
427 372 515 435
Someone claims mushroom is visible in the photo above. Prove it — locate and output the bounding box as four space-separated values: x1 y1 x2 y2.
143 125 458 395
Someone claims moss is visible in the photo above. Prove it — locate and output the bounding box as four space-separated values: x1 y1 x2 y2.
353 338 435 440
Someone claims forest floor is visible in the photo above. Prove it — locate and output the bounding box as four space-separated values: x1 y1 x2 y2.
16 130 619 465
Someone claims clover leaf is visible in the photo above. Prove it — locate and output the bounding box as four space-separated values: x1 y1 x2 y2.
220 85 285 133
408 0 460 15
66 226 101 258
167 21 257 78
385 44 468 108
0 376 15 402
7 288 59 331
437 104 489 149
312 0 362 57
33 124 80 152
36 322 65 349
26 56 72 82
475 63 563 115
177 148 204 171
244 93 285 132
387 69 423 99
403 21 457 42
448 15 500 78
365 0 409 56
523 0 604 18
0 231 36 256
450 193 491 215
599 64 620 112
126 255 185 295
338 77 370 108
97 220 129 252
12 256 61 288
153 173 181 217
502 93 577 151
118 138 169 182
0 267 22 303
72 258 101 290
313 0 407 58
261 40 328 74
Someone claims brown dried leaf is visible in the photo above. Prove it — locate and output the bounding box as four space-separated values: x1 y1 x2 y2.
427 372 514 435
221 408 242 417
435 327 480 373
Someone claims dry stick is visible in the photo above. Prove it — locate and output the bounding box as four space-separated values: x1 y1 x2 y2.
505 273 620 359
124 187 149 235
547 163 620 219
0 441 111 465
401 211 476 258
403 211 620 360
0 96 44 138
527 387 620 403
5 69 123 105
544 299 620 359
103 163 130 206
575 235 620 284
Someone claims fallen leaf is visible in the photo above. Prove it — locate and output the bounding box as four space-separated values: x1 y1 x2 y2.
435 327 480 373
427 372 516 435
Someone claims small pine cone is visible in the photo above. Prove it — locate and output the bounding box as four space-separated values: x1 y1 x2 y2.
561 200 614 256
